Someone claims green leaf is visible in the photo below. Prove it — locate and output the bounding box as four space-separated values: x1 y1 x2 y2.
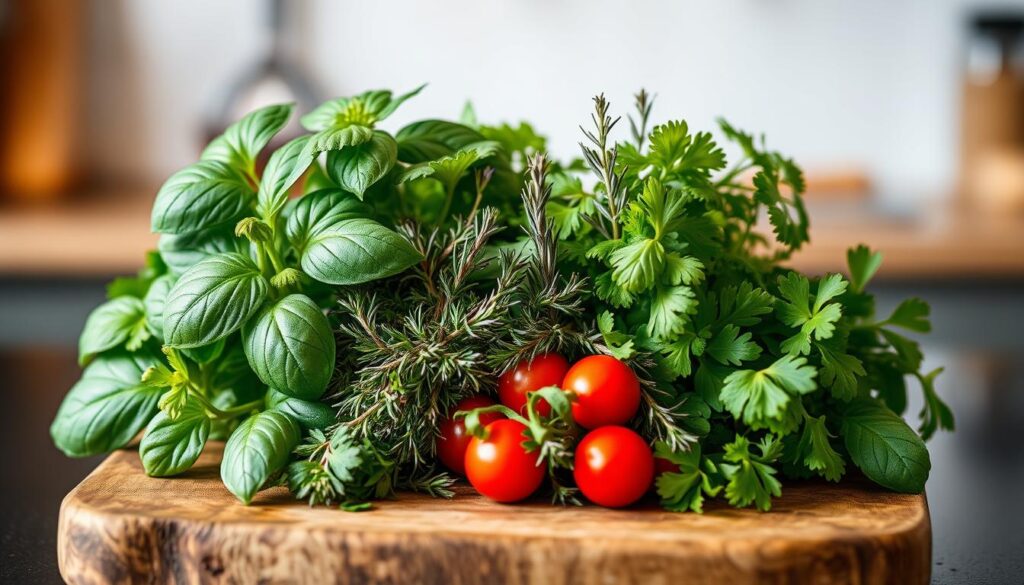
796 415 845 481
884 298 932 333
307 125 374 153
662 253 704 286
654 442 721 513
325 131 397 199
243 294 336 401
266 388 335 430
717 282 775 327
879 328 924 373
609 238 665 293
142 274 175 339
151 160 256 235
163 253 269 348
50 351 163 457
157 229 245 276
777 273 846 355
300 218 422 286
720 435 782 511
847 245 883 292
647 285 696 340
395 119 486 163
596 311 635 360
916 367 954 440
397 141 499 192
841 399 931 493
139 397 211 477
817 338 865 401
720 355 817 425
257 135 314 220
78 297 149 365
284 189 370 255
646 121 726 175
201 103 292 172
180 338 226 364
706 324 761 366
753 165 810 250
221 410 301 504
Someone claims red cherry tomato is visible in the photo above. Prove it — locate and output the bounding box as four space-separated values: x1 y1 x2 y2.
497 353 569 417
436 396 503 475
465 419 545 502
562 355 641 429
573 426 654 508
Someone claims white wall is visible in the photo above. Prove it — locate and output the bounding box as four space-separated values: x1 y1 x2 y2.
84 0 1023 204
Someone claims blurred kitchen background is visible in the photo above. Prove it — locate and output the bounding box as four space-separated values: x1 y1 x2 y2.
2 1 1023 583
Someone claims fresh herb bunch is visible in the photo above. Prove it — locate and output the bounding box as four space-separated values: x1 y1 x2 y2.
50 87 534 504
50 86 952 513
549 92 953 511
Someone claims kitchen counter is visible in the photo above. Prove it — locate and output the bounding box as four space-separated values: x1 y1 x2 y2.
2 193 1024 280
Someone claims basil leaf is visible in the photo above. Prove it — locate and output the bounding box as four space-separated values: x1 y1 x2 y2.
151 160 256 234
139 398 211 477
284 189 370 254
180 338 226 364
257 135 314 220
163 253 269 348
308 125 373 153
301 218 422 285
50 352 163 457
325 131 397 199
158 229 246 276
202 103 293 172
395 120 485 163
78 296 149 365
221 410 300 504
143 274 175 339
266 388 335 430
243 294 335 400
841 399 931 493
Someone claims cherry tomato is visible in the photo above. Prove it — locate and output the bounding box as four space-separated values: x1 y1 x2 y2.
465 419 545 502
573 426 654 508
436 396 503 475
497 353 569 417
562 355 640 429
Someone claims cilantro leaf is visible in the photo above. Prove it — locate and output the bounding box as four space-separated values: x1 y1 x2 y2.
884 298 932 333
777 273 847 355
721 435 783 511
647 285 697 340
717 282 775 327
646 121 726 177
609 239 666 293
720 355 817 425
659 333 705 379
654 442 722 513
915 367 954 440
796 415 846 481
817 335 866 401
705 324 762 366
597 311 635 360
847 245 883 292
663 253 704 286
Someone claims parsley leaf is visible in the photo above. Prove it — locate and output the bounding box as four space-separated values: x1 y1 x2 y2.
915 367 954 440
777 273 847 355
720 355 817 425
883 298 932 333
846 244 883 293
706 324 762 366
721 435 783 511
647 285 697 340
654 442 722 513
795 415 845 481
597 311 635 360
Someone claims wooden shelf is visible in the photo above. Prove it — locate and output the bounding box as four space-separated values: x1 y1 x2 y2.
2 193 1023 280
58 444 931 585
0 191 157 277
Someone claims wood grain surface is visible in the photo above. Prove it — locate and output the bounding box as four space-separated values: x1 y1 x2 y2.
58 443 931 585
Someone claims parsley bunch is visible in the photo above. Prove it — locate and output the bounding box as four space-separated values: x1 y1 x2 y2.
551 93 952 511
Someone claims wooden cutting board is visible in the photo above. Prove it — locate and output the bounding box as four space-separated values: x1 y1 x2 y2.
58 443 931 585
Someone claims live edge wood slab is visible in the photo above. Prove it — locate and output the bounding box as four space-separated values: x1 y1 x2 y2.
58 443 931 585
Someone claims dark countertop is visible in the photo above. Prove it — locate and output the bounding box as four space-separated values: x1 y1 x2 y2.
1 277 1023 584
